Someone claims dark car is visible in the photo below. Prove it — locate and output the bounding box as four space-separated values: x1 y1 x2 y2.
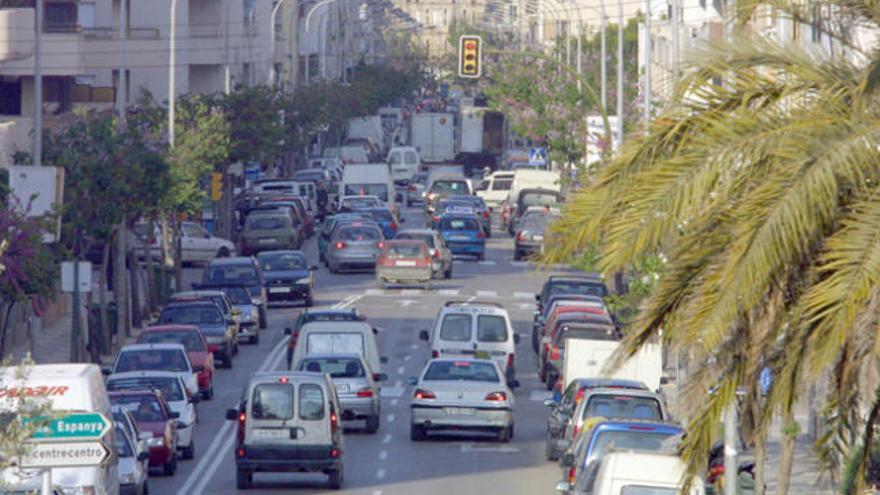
506 188 563 235
109 390 180 476
200 257 267 329
536 276 610 315
284 308 366 368
256 250 316 306
157 301 237 368
514 210 560 260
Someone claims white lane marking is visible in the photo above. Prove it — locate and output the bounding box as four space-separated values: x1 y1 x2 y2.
380 387 404 398
410 344 419 350
372 491 383 495
530 389 553 402
397 366 405 374
379 451 388 460
394 379 402 388
377 469 386 479
382 434 392 444
387 413 396 423
460 443 521 454
390 399 399 406
478 260 497 265
438 289 459 296
476 290 497 298
403 355 412 362
510 261 529 267
514 291 533 298
516 303 534 310
401 289 422 296
337 295 363 309
465 296 477 303
182 335 289 495
399 300 417 307
365 289 384 296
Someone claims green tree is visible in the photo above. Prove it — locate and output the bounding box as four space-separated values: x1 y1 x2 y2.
545 27 880 494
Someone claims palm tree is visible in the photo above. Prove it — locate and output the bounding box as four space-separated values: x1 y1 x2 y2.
545 17 880 494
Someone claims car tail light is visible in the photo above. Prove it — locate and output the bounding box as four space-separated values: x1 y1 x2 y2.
391 222 398 232
356 387 374 398
417 256 431 267
237 447 246 458
482 210 490 219
427 192 436 201
414 388 436 399
550 345 560 360
330 411 338 434
506 353 515 371
476 231 485 239
148 237 157 245
431 216 440 223
568 467 576 485
575 389 585 404
543 343 550 356
237 412 246 444
555 379 562 392
331 448 340 458
485 391 507 401
377 241 386 249
431 350 439 358
335 241 346 250
432 249 441 259
408 185 416 192
516 231 526 242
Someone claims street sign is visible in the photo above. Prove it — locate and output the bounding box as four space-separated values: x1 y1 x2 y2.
27 412 111 441
529 147 547 167
21 441 110 468
60 261 92 293
244 163 261 182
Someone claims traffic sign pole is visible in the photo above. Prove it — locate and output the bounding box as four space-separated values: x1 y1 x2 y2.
41 470 51 495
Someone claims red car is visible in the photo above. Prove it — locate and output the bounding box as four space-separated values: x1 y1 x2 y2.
137 325 215 400
109 390 179 475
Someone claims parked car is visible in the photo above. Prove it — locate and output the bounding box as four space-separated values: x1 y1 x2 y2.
288 320 385 377
109 390 180 476
201 257 268 329
136 325 215 399
296 353 385 433
536 276 610 316
338 195 383 212
326 222 386 273
240 211 302 255
435 214 486 261
539 312 616 385
257 250 316 306
395 229 453 279
156 301 239 367
505 188 563 235
409 358 519 442
168 289 239 337
107 371 198 459
285 309 366 369
132 221 235 264
115 422 150 495
111 343 198 396
375 240 433 290
533 295 607 352
226 371 345 489
577 451 705 495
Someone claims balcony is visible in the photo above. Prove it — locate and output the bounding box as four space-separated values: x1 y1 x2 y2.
0 9 35 63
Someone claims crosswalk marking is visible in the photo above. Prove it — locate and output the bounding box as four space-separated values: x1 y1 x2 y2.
476 290 497 298
510 261 529 267
438 289 460 296
401 289 422 296
514 291 533 299
365 289 384 296
478 260 497 265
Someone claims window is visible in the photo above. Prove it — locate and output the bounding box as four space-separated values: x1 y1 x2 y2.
0 80 22 116
45 2 78 32
477 315 507 342
138 331 205 353
114 349 189 373
492 179 513 191
299 357 364 378
343 184 389 202
583 395 663 420
423 360 499 382
299 383 325 420
252 383 293 420
306 332 365 355
114 426 133 457
439 314 471 341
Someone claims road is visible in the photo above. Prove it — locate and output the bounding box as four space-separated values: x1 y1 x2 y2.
149 204 580 495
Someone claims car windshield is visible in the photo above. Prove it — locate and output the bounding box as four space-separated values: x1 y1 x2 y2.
299 357 365 378
423 361 499 382
440 218 480 231
345 184 389 202
589 429 678 463
397 233 435 247
620 487 678 495
477 315 507 342
583 395 663 420
386 243 426 259
115 349 189 373
259 252 307 271
139 331 205 352
342 197 380 209
158 305 224 325
521 214 556 231
431 180 468 194
306 332 365 355
114 426 133 457
247 215 287 230
108 376 185 402
304 313 358 324
521 192 559 207
339 226 382 241
111 395 166 422
439 313 471 341
492 178 513 190
203 265 259 286
549 281 608 298
219 286 251 304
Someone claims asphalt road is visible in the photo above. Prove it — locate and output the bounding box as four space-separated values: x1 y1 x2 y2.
149 204 581 495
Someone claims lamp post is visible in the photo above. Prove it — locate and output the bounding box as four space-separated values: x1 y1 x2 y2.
643 0 652 127
168 0 179 147
269 0 289 85
617 0 624 145
33 0 42 166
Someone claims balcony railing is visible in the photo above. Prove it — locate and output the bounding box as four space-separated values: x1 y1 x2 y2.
82 27 160 39
189 24 222 38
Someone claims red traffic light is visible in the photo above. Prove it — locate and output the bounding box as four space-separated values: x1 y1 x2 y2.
466 41 476 50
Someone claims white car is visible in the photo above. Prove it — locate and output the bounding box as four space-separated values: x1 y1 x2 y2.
133 221 235 264
114 422 149 495
409 358 518 442
111 343 199 397
107 371 199 460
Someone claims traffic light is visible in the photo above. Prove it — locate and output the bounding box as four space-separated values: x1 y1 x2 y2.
458 35 482 79
210 172 223 201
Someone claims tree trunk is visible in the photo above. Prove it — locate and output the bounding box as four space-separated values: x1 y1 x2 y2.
174 218 183 292
119 220 131 337
159 216 170 305
128 248 142 329
754 429 766 495
143 228 156 314
0 301 14 359
776 409 798 495
99 242 111 355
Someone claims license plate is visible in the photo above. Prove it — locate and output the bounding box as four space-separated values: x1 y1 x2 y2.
396 260 416 267
474 351 490 359
534 235 544 241
269 287 291 293
335 383 350 392
252 428 291 440
445 407 475 416
451 235 470 241
258 239 275 245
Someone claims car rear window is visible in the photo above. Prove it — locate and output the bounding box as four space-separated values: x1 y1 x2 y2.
386 243 426 258
440 218 480 231
521 192 559 207
115 349 189 373
306 332 365 355
589 429 677 462
549 282 608 298
115 426 133 457
492 179 512 191
397 233 434 248
299 383 325 420
404 151 418 163
369 209 394 222
203 265 259 286
555 326 618 346
158 305 224 325
476 315 507 342
252 383 293 420
439 314 471 341
111 395 167 422
342 197 380 209
139 331 205 352
423 361 499 382
247 215 287 231
584 395 663 420
259 252 307 271
108 376 184 402
219 286 251 304
431 180 468 194
621 487 678 495
344 184 389 202
299 357 365 378
338 226 382 241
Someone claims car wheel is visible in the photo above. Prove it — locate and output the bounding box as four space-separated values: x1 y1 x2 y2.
162 453 177 476
513 250 521 261
328 466 343 490
410 424 426 441
286 348 293 371
217 247 230 258
258 307 267 329
203 386 213 401
329 263 338 274
233 341 240 355
538 362 547 382
444 265 453 279
182 438 195 460
498 426 512 443
546 433 559 461
531 329 539 354
546 372 557 391
236 469 252 489
366 414 380 434
142 480 149 495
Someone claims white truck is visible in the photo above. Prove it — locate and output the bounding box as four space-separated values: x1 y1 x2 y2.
562 338 663 392
410 113 455 163
458 106 483 153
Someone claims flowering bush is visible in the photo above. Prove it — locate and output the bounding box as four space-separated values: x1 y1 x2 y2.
0 200 56 302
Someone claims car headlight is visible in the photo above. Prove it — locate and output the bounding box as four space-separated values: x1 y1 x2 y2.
145 436 164 447
295 278 311 285
239 310 252 321
119 473 135 485
251 297 262 306
249 308 259 320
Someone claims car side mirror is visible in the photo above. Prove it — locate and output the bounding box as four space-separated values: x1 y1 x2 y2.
507 379 520 389
535 294 541 302
284 327 292 335
310 265 319 271
137 451 150 462
374 373 388 382
168 411 180 419
560 452 575 467
380 356 389 364
190 395 201 404
407 377 418 386
419 330 429 341
226 408 240 421
231 308 242 316
544 399 558 407
513 334 521 345
138 432 152 441
192 365 204 373
660 376 670 385
372 327 379 335
555 481 572 493
100 367 112 376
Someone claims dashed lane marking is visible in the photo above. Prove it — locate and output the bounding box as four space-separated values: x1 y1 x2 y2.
383 434 392 444
401 289 422 296
380 387 404 398
397 366 405 374
476 290 497 298
403 355 412 361
377 469 386 479
365 289 384 296
460 443 521 454
410 344 419 350
478 260 497 265
438 289 459 296
379 451 388 460
390 399 399 406
514 291 533 299
387 413 396 423
510 261 529 267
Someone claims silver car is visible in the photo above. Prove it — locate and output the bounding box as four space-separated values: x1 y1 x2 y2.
396 229 453 279
326 222 385 273
115 423 149 495
297 353 386 434
409 358 519 442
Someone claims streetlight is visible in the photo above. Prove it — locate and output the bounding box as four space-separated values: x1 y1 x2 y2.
269 0 290 85
169 0 179 146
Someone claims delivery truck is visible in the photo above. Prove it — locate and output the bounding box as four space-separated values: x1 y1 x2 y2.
562 338 663 392
410 113 455 163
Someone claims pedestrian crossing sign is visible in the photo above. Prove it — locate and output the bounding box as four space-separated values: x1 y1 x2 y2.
529 148 547 166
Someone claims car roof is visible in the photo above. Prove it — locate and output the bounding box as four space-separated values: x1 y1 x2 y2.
257 250 306 257
591 420 682 434
108 370 182 381
548 275 604 283
440 301 508 315
120 343 186 352
303 308 358 317
301 320 371 331
164 300 219 309
298 353 363 361
584 388 663 400
173 290 226 298
109 389 162 399
572 378 649 390
250 371 328 384
426 357 497 366
397 229 436 236
209 257 256 266
141 324 201 333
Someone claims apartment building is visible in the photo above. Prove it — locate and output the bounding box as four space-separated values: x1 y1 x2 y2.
0 0 272 165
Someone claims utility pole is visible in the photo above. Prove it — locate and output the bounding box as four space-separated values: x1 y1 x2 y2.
616 0 624 145
115 0 130 339
224 0 232 94
671 0 680 79
169 0 179 147
643 0 652 127
33 0 43 166
724 403 738 495
600 7 607 110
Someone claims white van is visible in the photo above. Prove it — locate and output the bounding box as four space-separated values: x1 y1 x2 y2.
584 451 705 495
341 164 397 211
0 364 119 495
252 180 317 212
475 171 515 209
386 146 421 184
289 321 386 377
